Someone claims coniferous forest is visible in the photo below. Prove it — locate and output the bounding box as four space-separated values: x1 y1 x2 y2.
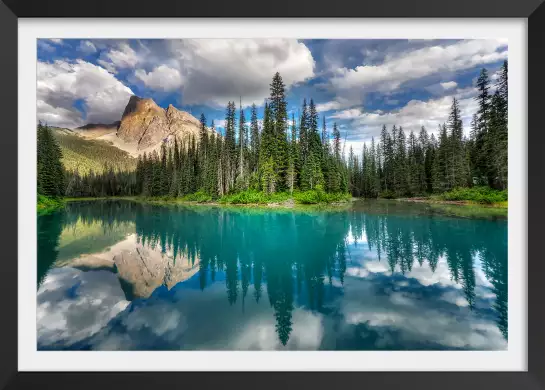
39 61 508 204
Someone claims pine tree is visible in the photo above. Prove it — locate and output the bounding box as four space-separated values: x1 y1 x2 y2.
333 122 341 161
321 116 327 147
433 124 449 193
425 134 436 193
269 72 289 189
286 114 298 195
380 125 391 192
199 113 208 158
224 101 237 192
206 125 219 196
496 60 508 189
301 151 324 191
407 130 419 195
236 103 248 190
476 68 491 133
394 126 407 195
370 137 379 197
473 68 491 185
308 99 322 163
261 156 276 194
250 103 260 174
447 97 466 188
347 145 355 194
37 123 65 197
167 146 176 196
259 103 277 192
418 126 429 193
299 99 309 165
160 143 169 195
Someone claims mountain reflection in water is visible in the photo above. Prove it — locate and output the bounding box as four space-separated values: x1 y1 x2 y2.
37 200 507 350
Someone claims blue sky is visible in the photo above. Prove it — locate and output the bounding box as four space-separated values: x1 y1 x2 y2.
37 38 507 153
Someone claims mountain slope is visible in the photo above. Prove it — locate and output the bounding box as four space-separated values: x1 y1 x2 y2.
51 127 137 174
73 122 120 140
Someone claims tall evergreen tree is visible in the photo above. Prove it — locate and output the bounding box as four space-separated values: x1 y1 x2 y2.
299 99 309 165
286 113 298 194
308 99 321 161
447 97 467 188
333 122 341 161
37 123 65 197
236 103 248 190
224 101 237 192
433 124 449 193
380 125 391 192
418 126 429 193
394 126 408 195
259 102 277 192
269 72 289 189
250 103 260 174
473 68 491 185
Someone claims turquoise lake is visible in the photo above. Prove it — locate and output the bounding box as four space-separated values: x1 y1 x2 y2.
37 200 507 350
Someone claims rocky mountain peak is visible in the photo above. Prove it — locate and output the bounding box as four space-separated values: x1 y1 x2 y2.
116 95 203 151
121 95 162 119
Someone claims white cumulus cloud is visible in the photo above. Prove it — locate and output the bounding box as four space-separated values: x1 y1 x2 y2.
324 39 507 110
167 39 315 107
134 65 183 92
440 81 458 90
97 42 139 73
329 88 479 152
37 59 134 128
78 40 97 54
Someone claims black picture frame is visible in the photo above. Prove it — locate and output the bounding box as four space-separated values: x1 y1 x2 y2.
0 0 541 389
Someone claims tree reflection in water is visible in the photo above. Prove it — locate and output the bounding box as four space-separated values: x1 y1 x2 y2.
38 200 507 346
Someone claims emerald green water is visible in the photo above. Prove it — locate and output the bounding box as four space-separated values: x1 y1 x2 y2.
37 200 507 350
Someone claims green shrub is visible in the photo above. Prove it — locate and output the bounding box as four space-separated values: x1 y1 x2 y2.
180 191 213 203
220 190 264 204
437 186 507 204
37 194 64 214
219 190 291 204
293 189 351 204
218 190 351 205
266 192 292 203
379 190 397 199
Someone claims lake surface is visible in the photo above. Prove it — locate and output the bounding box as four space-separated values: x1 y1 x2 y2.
37 200 507 350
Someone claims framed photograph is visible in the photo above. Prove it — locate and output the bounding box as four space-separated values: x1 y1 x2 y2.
0 0 542 389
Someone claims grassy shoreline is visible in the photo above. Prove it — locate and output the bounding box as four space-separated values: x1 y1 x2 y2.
64 190 353 210
62 195 507 211
393 187 507 209
396 197 508 209
58 187 507 211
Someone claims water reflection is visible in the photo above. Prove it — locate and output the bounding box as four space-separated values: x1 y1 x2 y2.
37 200 507 350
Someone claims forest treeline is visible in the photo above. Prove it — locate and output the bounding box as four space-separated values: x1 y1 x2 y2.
131 72 350 199
39 61 507 201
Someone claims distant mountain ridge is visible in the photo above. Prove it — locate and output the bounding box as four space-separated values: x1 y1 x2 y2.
47 96 215 174
73 121 120 140
77 121 121 130
70 95 214 159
